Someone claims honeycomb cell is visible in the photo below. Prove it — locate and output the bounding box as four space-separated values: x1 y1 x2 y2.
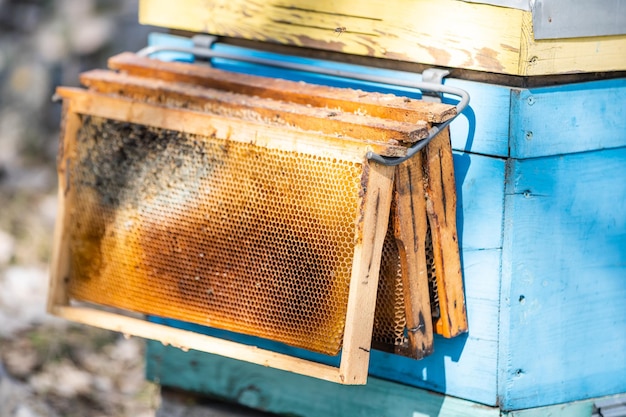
67 116 363 355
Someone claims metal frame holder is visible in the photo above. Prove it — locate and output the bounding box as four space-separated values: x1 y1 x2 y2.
137 38 469 167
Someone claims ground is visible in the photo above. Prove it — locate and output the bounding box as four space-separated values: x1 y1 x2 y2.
0 1 162 416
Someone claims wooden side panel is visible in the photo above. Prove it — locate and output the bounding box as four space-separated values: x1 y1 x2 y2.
500 148 626 409
139 0 524 75
139 0 626 75
520 12 626 76
510 78 626 159
146 342 500 417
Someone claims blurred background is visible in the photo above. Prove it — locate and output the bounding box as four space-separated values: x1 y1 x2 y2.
0 1 164 415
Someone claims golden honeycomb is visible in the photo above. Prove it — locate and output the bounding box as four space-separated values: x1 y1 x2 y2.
372 212 440 354
67 115 364 355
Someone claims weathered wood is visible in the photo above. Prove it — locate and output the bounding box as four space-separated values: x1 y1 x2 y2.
340 160 395 383
146 341 501 417
423 129 468 338
47 103 81 312
519 12 626 76
138 0 626 76
138 0 523 74
500 147 626 410
107 52 457 123
80 69 431 143
55 87 408 162
510 78 626 159
52 306 348 383
392 154 434 358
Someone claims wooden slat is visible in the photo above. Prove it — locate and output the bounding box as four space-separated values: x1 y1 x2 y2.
107 53 456 124
47 103 81 312
423 129 468 338
392 154 434 358
55 87 408 161
80 69 430 143
340 160 395 383
51 306 348 383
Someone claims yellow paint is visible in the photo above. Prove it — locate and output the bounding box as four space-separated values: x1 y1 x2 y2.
520 12 626 76
140 0 522 74
139 0 626 76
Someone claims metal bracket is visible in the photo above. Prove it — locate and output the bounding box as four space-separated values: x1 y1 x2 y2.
421 68 450 103
136 43 469 166
192 35 218 51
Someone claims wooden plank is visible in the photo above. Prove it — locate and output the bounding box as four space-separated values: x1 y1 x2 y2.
51 306 347 383
340 161 395 383
138 0 524 75
55 87 408 162
146 341 500 417
392 154 434 358
500 148 626 409
510 78 626 159
107 52 457 123
79 69 431 144
423 130 467 338
519 12 626 76
139 0 626 75
47 103 81 312
504 400 593 417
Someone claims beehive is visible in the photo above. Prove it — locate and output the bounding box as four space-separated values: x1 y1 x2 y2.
48 54 463 383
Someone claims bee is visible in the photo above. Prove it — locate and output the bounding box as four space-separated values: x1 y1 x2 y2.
334 26 347 37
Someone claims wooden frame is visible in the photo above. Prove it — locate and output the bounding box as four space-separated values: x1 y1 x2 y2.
49 55 467 384
48 86 396 384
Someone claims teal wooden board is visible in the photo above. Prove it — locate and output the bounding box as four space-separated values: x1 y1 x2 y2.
510 78 626 159
500 147 626 410
503 401 593 417
146 342 500 417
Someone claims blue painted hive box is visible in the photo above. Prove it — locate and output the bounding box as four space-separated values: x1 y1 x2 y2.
137 34 626 415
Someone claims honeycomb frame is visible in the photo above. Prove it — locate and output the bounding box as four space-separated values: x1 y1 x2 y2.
49 87 396 384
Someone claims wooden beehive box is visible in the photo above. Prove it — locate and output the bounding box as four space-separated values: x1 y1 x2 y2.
48 52 467 385
138 0 626 77
137 27 626 416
